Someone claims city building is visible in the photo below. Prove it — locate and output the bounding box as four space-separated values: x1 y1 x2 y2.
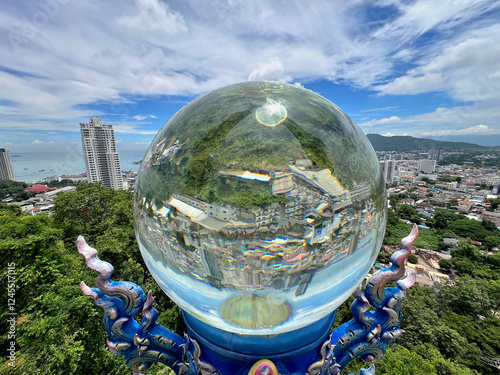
392 154 402 161
0 148 15 181
418 159 437 174
80 116 123 190
428 148 444 161
382 159 396 184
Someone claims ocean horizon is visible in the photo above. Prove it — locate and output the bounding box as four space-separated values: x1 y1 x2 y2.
10 148 147 183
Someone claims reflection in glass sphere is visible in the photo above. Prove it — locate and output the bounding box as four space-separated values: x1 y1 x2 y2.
134 81 386 335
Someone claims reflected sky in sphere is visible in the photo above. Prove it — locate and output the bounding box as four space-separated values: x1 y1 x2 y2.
134 81 386 335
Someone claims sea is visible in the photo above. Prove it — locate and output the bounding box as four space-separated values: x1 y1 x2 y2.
10 148 147 183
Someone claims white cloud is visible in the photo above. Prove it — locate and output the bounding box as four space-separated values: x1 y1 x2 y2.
376 73 446 95
361 106 400 112
116 0 188 36
133 114 157 120
32 140 43 144
375 24 500 100
112 123 158 135
0 0 499 139
421 124 499 136
382 132 410 137
248 58 288 82
359 100 500 137
361 116 401 126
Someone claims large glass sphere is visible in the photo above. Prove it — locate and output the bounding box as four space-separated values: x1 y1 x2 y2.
134 81 386 335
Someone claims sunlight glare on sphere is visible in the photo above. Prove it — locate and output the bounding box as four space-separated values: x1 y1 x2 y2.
133 81 386 335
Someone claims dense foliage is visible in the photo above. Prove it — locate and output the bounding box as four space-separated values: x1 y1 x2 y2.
0 183 182 375
0 180 33 202
365 134 488 152
385 203 500 257
47 179 76 188
1 183 499 374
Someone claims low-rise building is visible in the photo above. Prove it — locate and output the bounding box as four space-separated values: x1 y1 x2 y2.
457 200 474 213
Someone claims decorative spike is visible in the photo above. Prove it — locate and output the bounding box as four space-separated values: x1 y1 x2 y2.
106 338 131 353
139 291 158 332
400 224 419 251
77 236 114 279
111 317 130 338
78 236 145 316
80 281 98 299
397 269 416 291
351 286 374 327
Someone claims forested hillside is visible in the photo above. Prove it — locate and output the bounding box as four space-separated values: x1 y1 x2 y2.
366 134 488 152
1 183 498 374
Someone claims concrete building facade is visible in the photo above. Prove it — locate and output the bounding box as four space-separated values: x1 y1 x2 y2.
418 159 437 174
382 159 396 184
80 117 123 190
0 148 15 181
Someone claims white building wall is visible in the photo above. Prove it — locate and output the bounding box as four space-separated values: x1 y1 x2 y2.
0 148 16 181
80 117 123 190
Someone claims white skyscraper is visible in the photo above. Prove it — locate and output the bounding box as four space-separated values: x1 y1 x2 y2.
0 148 16 181
80 117 123 190
382 159 396 184
418 159 437 174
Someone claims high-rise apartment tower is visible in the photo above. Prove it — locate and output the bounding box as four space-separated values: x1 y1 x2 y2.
382 159 396 184
0 148 15 181
428 148 444 161
80 117 123 190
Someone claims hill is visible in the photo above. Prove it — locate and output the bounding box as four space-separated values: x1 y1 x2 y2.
366 134 487 152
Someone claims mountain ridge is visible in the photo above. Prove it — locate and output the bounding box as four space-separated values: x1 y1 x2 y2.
366 133 489 152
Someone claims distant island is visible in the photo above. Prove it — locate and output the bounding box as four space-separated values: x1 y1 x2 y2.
366 134 491 152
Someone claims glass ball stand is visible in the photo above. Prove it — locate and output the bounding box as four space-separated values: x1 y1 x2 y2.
78 224 417 375
78 81 417 374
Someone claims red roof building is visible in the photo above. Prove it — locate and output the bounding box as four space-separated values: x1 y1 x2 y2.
25 184 56 193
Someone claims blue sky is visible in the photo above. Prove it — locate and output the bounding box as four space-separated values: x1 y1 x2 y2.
1 0 500 153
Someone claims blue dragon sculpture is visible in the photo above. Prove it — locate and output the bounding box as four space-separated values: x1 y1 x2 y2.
79 224 417 374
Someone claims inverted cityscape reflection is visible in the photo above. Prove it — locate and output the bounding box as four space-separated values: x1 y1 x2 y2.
134 81 387 335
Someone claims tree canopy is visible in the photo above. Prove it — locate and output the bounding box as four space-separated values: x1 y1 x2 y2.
1 183 499 374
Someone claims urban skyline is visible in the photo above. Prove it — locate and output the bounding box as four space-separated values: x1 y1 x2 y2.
1 1 500 156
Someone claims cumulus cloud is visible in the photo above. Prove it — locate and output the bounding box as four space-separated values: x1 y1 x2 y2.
375 25 500 100
32 140 43 144
382 132 410 137
421 124 499 136
0 0 499 138
116 0 188 35
248 58 287 82
112 123 158 135
359 100 500 138
375 73 446 95
133 114 157 120
361 116 401 126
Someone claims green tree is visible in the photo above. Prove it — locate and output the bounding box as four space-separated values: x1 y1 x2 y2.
375 346 438 375
408 254 419 264
439 258 453 272
47 178 75 188
397 204 418 221
432 209 460 229
484 198 500 210
483 236 500 251
0 204 130 374
0 185 186 375
53 182 135 243
0 180 27 200
449 219 491 243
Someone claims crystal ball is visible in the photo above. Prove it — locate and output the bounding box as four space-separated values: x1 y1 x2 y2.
134 81 386 335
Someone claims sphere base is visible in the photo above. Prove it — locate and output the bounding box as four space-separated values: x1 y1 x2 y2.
183 311 336 374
